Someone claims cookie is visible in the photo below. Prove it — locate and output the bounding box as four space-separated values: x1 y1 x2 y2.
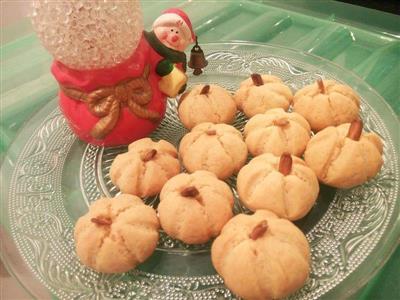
158 171 234 244
212 210 310 300
237 153 319 220
234 73 293 118
304 119 383 188
293 79 360 132
110 138 180 197
74 194 159 273
178 84 237 129
179 122 248 179
244 108 311 157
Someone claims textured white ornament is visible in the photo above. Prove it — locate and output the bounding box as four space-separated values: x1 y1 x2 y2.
31 0 143 70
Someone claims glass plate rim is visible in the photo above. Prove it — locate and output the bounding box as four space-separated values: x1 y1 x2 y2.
0 41 399 300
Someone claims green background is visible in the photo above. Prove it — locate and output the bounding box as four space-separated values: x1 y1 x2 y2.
1 0 399 299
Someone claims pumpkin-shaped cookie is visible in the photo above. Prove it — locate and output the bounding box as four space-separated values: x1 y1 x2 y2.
234 73 293 118
74 194 159 273
237 153 319 220
179 123 248 179
304 119 383 188
178 84 237 129
293 79 360 132
244 108 311 157
110 138 180 197
212 210 310 300
158 171 234 244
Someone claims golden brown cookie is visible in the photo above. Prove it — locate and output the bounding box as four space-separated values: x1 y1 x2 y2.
178 84 237 129
244 108 311 157
110 138 180 197
304 119 383 188
179 123 248 179
158 171 234 244
74 194 159 273
293 79 360 132
237 153 319 220
211 210 310 300
234 73 293 118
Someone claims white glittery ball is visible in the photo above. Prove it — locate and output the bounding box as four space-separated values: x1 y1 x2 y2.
31 0 143 70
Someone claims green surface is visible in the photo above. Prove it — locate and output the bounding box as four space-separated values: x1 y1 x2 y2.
1 0 399 299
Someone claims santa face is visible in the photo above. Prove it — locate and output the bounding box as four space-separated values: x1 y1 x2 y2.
154 24 192 52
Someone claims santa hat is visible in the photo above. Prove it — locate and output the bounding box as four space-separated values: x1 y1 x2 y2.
152 8 195 43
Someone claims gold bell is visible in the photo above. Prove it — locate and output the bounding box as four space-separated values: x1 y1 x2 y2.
188 37 208 76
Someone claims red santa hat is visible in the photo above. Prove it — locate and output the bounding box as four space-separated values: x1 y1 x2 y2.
152 8 195 43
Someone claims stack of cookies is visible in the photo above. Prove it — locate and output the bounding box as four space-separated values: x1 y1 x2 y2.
73 76 383 299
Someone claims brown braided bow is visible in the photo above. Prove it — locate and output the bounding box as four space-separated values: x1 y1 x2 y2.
60 65 161 140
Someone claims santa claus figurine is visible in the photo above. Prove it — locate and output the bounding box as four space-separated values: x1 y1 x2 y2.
145 8 195 96
31 1 195 146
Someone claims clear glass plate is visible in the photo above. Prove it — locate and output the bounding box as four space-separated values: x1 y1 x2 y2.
1 42 399 300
